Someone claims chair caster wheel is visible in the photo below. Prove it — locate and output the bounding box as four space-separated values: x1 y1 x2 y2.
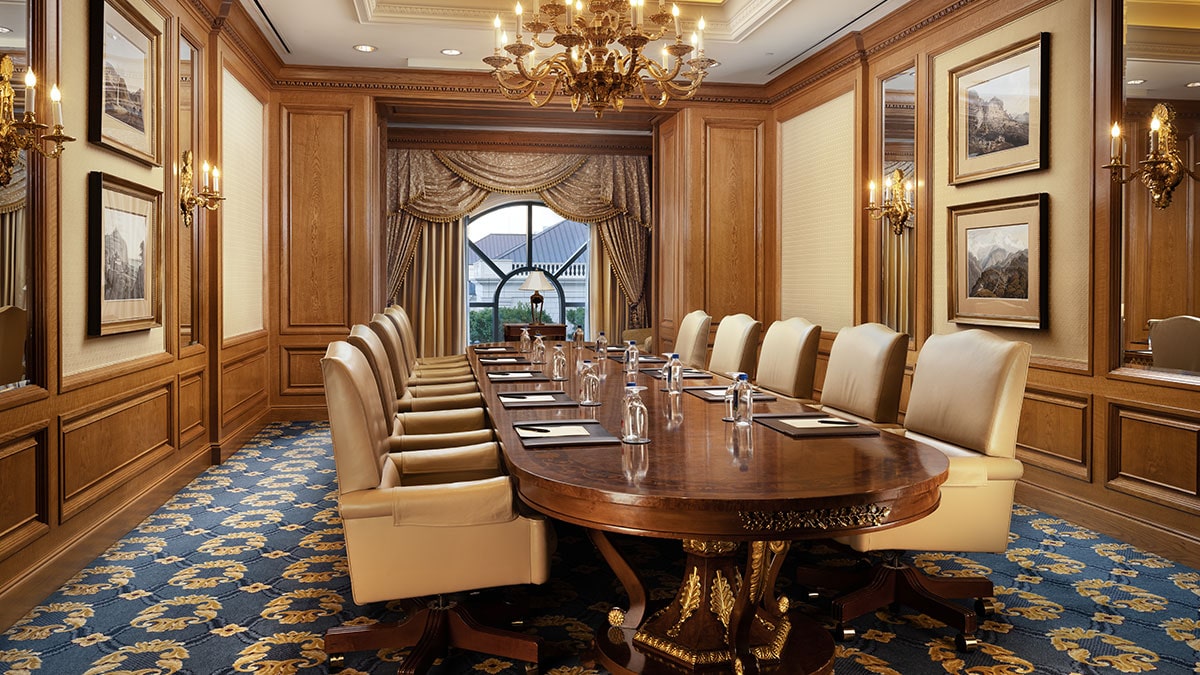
955 633 979 653
975 597 998 616
833 624 856 642
327 654 346 672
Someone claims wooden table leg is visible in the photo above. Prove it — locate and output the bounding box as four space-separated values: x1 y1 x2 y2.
586 528 648 629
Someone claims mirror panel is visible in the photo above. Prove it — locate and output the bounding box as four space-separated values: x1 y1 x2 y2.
1119 2 1200 374
881 67 916 336
0 0 30 391
178 34 200 347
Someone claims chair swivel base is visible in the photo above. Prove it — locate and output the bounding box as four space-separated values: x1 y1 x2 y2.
324 597 541 674
795 552 996 653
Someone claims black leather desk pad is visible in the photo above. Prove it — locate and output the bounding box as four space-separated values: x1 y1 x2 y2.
486 370 550 383
497 390 577 408
755 414 881 438
684 386 778 402
512 419 621 447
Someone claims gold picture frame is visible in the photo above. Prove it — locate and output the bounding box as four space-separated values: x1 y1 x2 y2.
88 173 162 335
949 194 1048 329
89 0 162 165
949 33 1048 185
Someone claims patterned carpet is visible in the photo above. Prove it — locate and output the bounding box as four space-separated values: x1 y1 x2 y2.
2 421 1199 674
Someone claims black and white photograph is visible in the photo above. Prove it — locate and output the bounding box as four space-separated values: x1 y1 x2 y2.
950 33 1048 184
966 223 1029 299
950 194 1047 328
88 173 161 335
89 0 161 165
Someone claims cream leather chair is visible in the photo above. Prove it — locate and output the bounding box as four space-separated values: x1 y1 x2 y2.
754 317 821 399
797 329 1031 652
0 305 26 385
321 341 552 673
347 325 492 448
816 322 907 425
385 305 472 373
673 310 711 370
708 313 763 377
371 314 479 392
366 318 483 412
1149 315 1200 371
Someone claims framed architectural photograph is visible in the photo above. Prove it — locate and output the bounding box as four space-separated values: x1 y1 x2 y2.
949 33 1048 184
948 194 1048 329
89 0 161 165
88 173 161 335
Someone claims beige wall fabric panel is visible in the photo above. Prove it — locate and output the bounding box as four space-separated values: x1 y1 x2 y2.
779 92 857 331
61 0 166 377
932 0 1090 363
221 69 266 339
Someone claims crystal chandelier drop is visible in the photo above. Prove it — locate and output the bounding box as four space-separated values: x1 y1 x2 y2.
483 1 718 118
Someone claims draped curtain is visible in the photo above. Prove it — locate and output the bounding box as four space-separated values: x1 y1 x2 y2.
0 159 27 309
386 149 651 355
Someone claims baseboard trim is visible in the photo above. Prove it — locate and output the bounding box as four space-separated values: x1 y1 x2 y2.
0 445 212 631
212 408 273 463
268 405 328 422
1016 482 1200 568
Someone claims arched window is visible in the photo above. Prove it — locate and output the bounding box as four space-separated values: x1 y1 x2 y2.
466 201 589 343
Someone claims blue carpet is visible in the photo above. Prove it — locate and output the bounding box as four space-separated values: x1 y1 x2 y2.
2 421 1198 674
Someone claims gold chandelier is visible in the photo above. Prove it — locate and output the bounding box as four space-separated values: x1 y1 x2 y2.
483 1 717 118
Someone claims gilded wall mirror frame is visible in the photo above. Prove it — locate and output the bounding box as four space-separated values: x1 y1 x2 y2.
178 31 203 351
0 0 36 398
1114 0 1200 380
879 64 917 338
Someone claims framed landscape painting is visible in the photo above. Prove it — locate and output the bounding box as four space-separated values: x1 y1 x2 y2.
949 33 1048 184
948 194 1048 329
88 173 162 336
89 0 161 165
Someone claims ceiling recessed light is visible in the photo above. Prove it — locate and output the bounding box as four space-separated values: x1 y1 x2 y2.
441 48 462 56
353 44 377 53
0 26 12 34
1126 78 1146 85
1187 81 1200 88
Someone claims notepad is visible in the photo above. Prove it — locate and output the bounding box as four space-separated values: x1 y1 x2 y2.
475 347 511 352
500 394 557 403
515 425 591 438
488 372 534 379
780 417 858 429
481 358 522 363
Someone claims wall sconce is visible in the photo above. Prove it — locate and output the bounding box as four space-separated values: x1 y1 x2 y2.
0 54 73 187
1104 102 1199 209
866 168 914 234
518 269 554 324
179 149 223 227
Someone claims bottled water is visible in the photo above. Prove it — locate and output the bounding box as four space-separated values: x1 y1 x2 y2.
661 353 684 395
723 371 745 421
734 373 754 426
623 340 640 379
621 383 649 443
572 325 585 370
595 330 609 355
531 334 546 364
579 360 601 406
518 327 531 353
550 344 568 380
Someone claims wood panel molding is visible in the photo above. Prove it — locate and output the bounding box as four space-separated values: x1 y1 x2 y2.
179 369 206 449
0 432 48 562
58 385 175 523
220 347 268 428
1017 386 1091 480
280 346 326 396
1107 399 1200 515
704 118 764 320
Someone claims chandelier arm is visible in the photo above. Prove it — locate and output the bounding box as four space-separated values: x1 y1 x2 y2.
641 55 683 82
527 75 563 108
635 79 672 109
494 71 544 97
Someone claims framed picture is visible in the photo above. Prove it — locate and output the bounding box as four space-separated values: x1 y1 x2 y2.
949 33 1048 184
88 173 162 336
89 0 161 165
948 194 1048 329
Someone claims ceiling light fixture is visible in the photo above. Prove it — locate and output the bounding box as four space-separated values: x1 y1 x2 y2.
1126 78 1146 85
0 27 12 34
441 48 462 56
353 44 377 53
1187 81 1200 88
483 0 717 118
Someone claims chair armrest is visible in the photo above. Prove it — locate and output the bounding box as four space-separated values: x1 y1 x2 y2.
398 392 485 412
396 408 487 434
391 441 500 478
897 430 1023 485
387 429 495 452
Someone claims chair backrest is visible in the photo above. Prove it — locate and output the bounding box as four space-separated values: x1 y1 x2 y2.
904 330 1031 458
384 305 419 368
708 313 763 377
369 313 413 393
755 317 821 398
347 324 398 423
322 341 390 494
621 327 653 353
1150 315 1200 372
819 323 907 424
673 310 712 369
0 305 26 385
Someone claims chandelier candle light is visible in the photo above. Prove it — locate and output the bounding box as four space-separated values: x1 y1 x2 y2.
866 168 914 234
483 0 717 118
1104 102 1200 209
0 53 73 187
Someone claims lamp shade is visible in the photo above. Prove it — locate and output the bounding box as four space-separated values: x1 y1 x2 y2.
519 270 554 292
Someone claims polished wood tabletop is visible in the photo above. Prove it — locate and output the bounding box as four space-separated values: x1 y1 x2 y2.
469 343 951 675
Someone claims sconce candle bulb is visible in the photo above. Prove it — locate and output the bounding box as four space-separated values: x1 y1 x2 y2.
0 54 74 187
1102 102 1198 209
866 168 914 235
179 150 225 228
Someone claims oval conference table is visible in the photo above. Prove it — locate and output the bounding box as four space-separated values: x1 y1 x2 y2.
469 342 949 675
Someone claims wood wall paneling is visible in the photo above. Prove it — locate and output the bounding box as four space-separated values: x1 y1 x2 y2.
281 345 326 395
1016 387 1091 480
58 385 174 522
178 369 206 449
283 108 350 331
220 346 269 429
1108 400 1200 514
0 432 48 562
704 121 763 320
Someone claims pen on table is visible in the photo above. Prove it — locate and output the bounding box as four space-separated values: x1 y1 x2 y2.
523 426 553 433
818 419 857 425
